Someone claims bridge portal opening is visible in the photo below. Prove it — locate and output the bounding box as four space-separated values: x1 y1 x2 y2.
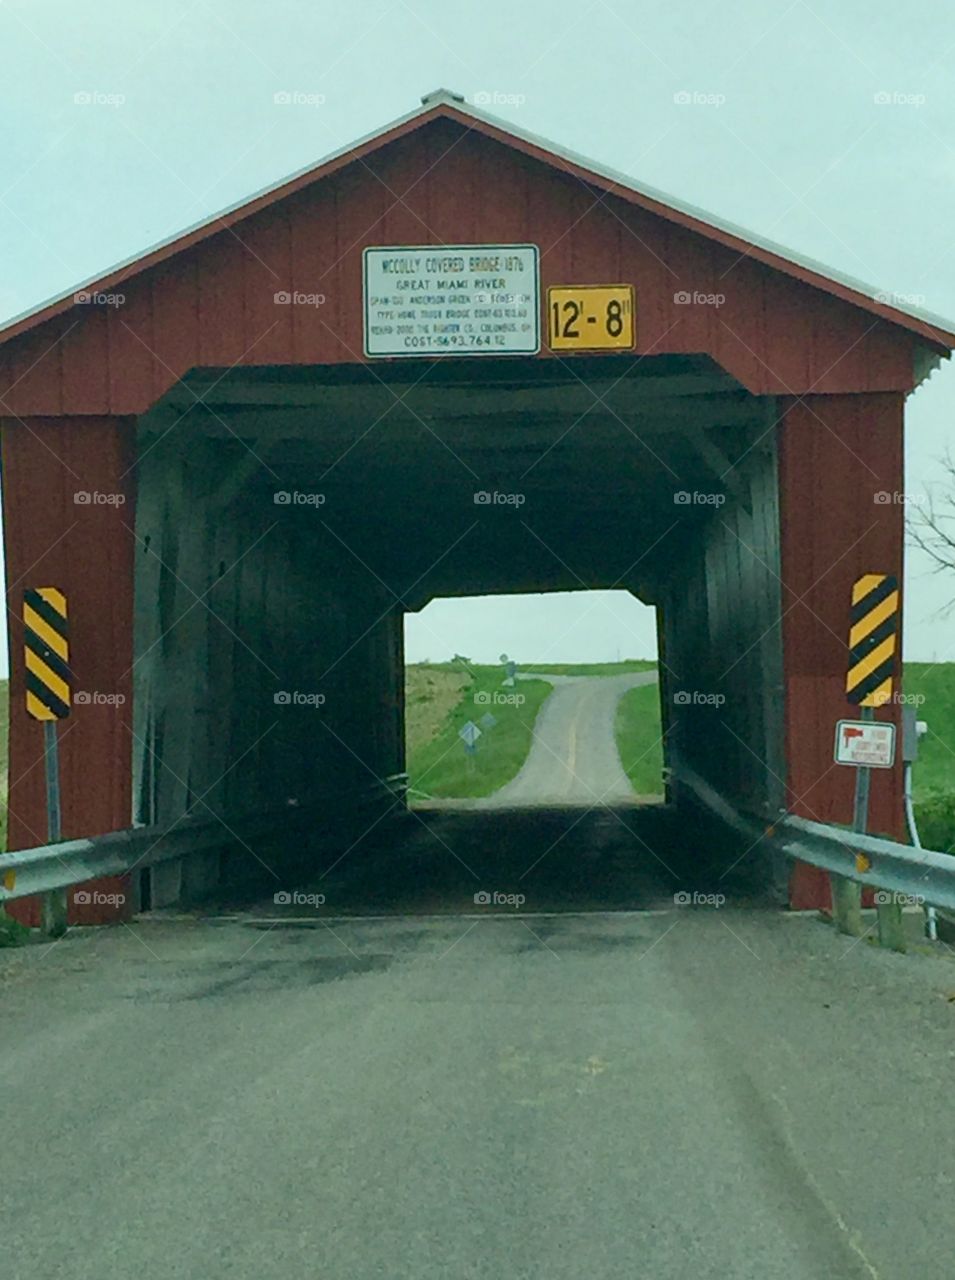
127 352 785 906
403 590 663 810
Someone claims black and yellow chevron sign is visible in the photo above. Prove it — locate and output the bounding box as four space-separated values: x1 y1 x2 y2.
846 573 898 707
23 587 70 720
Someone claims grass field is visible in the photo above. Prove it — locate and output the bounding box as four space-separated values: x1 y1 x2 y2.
614 682 665 796
405 665 470 756
406 663 553 799
521 660 657 677
901 663 955 851
900 664 955 797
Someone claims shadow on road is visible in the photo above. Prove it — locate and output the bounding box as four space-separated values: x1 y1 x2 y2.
226 802 785 918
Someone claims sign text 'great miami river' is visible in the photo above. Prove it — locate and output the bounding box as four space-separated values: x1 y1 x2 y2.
362 244 540 357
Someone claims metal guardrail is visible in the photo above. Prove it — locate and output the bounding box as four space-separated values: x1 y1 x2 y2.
676 762 955 912
4 761 951 941
0 773 407 906
1 812 245 903
772 816 955 912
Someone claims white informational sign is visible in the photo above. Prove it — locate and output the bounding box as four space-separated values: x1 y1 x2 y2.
834 719 897 769
459 721 482 747
363 244 540 357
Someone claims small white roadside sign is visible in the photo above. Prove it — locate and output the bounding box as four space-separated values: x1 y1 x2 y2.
833 719 896 769
363 244 540 357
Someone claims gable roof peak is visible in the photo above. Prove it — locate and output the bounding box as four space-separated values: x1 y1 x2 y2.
420 88 465 106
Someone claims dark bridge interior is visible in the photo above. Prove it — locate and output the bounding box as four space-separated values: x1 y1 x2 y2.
131 352 784 895
142 354 770 599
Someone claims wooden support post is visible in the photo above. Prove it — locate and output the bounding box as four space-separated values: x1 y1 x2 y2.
830 874 863 937
876 893 907 953
2 415 135 927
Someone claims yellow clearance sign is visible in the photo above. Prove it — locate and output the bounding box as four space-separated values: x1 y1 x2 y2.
547 284 635 351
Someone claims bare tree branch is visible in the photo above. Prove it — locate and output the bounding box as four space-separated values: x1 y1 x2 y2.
906 449 955 589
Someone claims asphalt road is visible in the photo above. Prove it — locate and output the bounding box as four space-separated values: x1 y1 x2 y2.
480 670 658 807
5 877 955 1278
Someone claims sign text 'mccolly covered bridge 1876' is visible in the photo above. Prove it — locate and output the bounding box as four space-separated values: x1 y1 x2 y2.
363 243 540 357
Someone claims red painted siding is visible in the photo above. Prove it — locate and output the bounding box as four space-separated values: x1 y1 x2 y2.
1 415 136 924
777 394 905 910
0 121 928 418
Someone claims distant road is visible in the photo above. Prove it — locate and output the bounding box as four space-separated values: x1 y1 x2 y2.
479 670 657 807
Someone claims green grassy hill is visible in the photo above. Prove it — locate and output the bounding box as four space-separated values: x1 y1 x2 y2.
614 682 665 797
406 663 552 800
522 660 657 677
900 664 955 852
900 664 955 797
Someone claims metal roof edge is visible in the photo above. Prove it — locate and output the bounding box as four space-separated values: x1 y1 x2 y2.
0 96 438 341
449 94 955 349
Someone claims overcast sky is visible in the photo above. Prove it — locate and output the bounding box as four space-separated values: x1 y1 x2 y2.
2 0 954 667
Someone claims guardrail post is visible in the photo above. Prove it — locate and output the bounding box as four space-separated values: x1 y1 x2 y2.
876 894 906 953
830 874 863 937
40 888 68 937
